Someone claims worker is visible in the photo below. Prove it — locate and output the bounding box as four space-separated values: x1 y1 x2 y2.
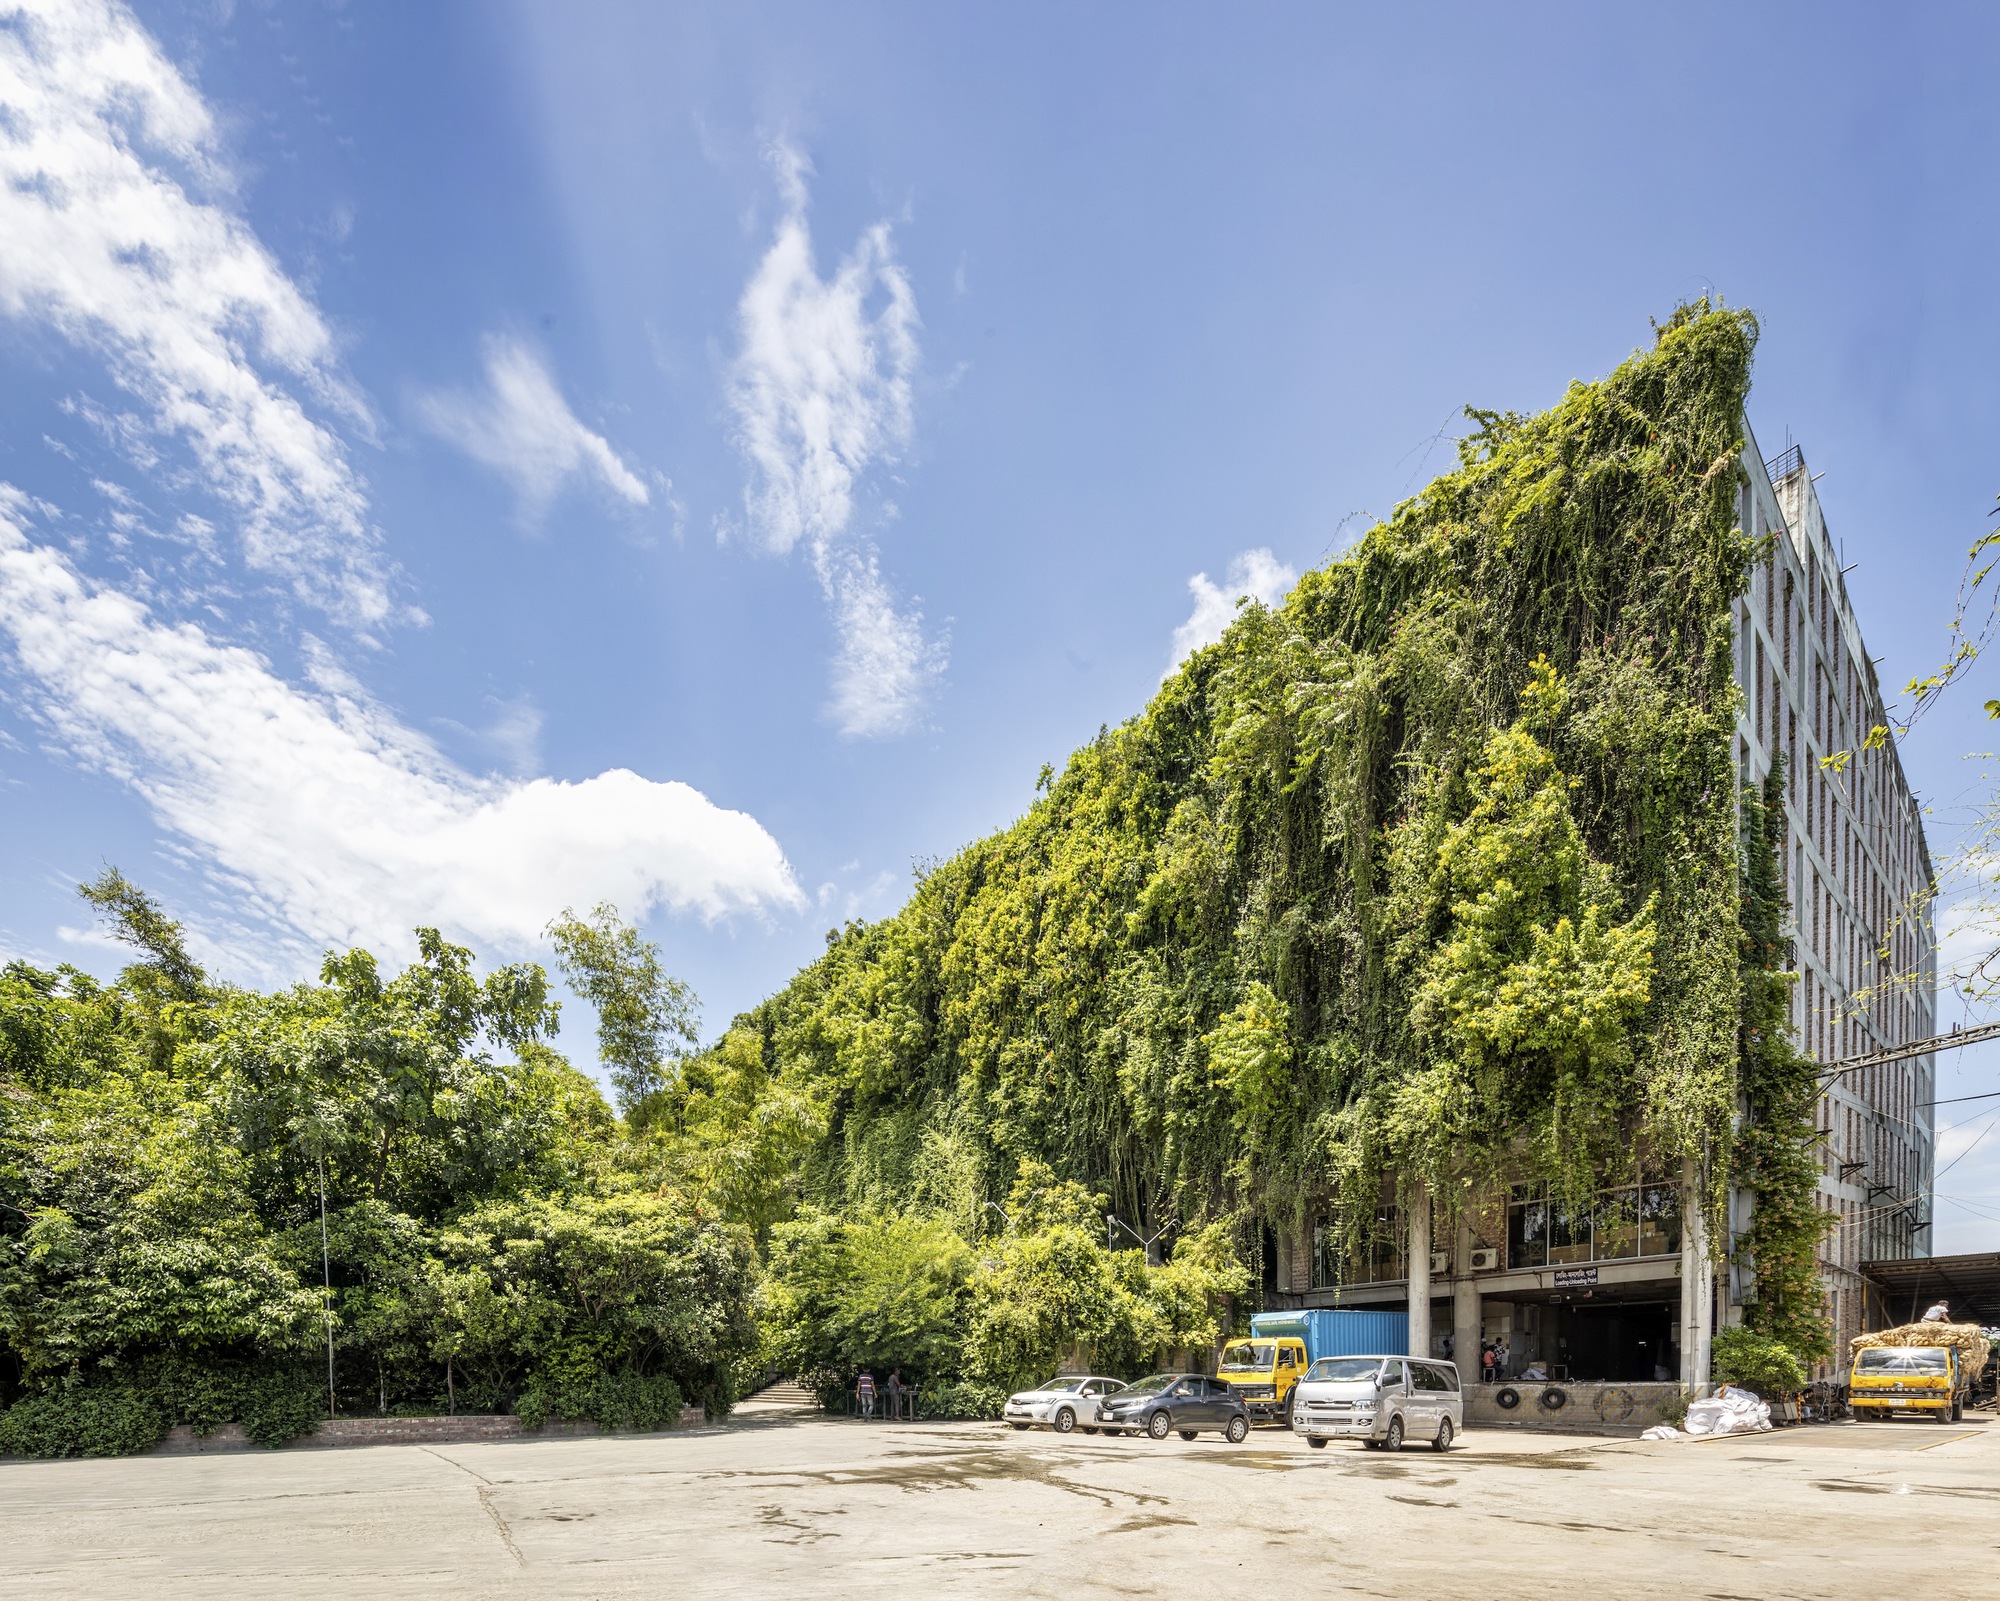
1920 1300 1951 1323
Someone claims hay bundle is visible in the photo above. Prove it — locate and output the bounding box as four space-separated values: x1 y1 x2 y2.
1849 1322 1989 1372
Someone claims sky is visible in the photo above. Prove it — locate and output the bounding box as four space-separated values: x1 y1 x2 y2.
1 1 1997 1250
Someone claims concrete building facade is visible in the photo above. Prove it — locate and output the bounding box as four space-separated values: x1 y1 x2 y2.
1264 425 1937 1387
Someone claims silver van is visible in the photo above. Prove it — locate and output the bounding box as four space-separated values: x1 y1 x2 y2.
1289 1355 1462 1451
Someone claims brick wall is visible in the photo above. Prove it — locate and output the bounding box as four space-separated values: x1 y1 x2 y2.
151 1405 707 1453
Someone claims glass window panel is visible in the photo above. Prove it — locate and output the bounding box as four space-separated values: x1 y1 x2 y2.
1638 1184 1682 1257
1592 1187 1640 1260
1313 1224 1340 1289
1547 1197 1590 1264
1508 1197 1547 1268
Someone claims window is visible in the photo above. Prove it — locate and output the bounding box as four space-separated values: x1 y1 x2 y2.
1313 1206 1404 1288
1508 1175 1680 1266
1507 1186 1548 1268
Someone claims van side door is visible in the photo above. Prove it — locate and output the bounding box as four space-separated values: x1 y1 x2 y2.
1382 1359 1413 1430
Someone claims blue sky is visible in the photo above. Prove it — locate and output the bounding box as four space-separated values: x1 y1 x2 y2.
2 2 1998 1246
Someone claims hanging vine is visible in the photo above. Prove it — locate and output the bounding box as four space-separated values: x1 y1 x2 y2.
727 301 1790 1313
1734 762 1834 1361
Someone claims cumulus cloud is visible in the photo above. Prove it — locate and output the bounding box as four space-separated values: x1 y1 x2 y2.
1167 548 1298 672
416 336 650 517
0 491 804 966
0 0 392 625
727 143 942 737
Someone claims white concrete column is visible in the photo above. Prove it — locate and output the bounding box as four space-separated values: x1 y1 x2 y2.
1452 1212 1479 1374
1407 1181 1432 1359
1679 1153 1714 1387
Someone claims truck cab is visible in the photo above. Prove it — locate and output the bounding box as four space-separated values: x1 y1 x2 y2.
1848 1345 1965 1423
1217 1335 1310 1423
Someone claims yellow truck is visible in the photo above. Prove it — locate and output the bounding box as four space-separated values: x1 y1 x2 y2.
1847 1322 1982 1424
1216 1334 1311 1425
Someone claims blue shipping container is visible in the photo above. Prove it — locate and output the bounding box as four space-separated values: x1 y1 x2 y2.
1249 1308 1409 1364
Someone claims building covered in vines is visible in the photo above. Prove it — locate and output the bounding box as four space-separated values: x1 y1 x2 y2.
727 303 1935 1386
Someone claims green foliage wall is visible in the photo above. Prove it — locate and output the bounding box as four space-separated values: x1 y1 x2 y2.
723 304 1786 1288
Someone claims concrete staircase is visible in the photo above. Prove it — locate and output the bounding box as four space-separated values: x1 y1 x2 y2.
740 1378 818 1409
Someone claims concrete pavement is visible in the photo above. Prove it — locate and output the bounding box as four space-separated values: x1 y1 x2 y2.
3 1405 1994 1598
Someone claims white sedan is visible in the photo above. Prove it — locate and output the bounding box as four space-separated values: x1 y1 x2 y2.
1002 1375 1127 1434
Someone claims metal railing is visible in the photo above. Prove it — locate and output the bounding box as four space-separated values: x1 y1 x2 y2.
1765 443 1806 482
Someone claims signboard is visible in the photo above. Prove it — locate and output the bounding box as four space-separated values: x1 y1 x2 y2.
1553 1266 1599 1288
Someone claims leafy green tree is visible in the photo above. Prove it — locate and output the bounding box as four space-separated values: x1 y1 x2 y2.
548 904 698 1113
759 1209 972 1387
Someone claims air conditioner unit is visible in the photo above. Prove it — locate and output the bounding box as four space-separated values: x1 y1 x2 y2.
1430 1252 1449 1276
1469 1248 1499 1272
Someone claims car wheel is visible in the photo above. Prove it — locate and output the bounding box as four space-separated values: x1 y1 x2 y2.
1225 1415 1250 1444
1008 1422 1030 1431
1178 1430 1199 1441
1053 1407 1076 1434
1938 1404 1956 1425
1306 1436 1327 1449
1432 1417 1453 1453
1281 1392 1296 1430
1147 1411 1173 1440
1384 1414 1405 1453
1080 1425 1098 1435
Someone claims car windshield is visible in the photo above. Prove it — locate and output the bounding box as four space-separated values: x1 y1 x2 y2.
1857 1347 1949 1374
1305 1358 1383 1383
1119 1373 1174 1395
1221 1343 1276 1371
1040 1378 1085 1392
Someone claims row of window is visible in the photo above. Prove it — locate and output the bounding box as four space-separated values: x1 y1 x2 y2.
1308 1178 1684 1289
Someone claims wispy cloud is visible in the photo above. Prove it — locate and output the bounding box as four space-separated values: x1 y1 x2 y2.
1168 548 1297 673
0 0 393 626
416 335 650 518
727 142 943 737
0 490 804 968
823 549 947 740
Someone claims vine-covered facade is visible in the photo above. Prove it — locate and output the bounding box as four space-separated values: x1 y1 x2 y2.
724 304 1935 1385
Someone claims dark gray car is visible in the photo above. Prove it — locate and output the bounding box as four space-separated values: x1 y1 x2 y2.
1095 1373 1250 1442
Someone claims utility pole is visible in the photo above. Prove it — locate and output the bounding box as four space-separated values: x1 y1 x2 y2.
319 1152 334 1420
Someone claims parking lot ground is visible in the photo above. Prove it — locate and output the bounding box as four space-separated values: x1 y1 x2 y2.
3 1408 1995 1600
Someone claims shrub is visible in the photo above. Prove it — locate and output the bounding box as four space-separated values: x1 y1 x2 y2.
1710 1326 1807 1399
517 1370 684 1433
917 1380 1008 1421
0 1387 165 1458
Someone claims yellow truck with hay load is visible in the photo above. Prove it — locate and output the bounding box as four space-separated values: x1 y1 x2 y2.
1847 1322 1984 1424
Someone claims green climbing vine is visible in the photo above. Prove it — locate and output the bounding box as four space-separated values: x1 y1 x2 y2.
722 300 1789 1314
1735 763 1834 1362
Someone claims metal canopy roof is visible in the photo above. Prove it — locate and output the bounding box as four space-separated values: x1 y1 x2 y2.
1860 1252 2000 1328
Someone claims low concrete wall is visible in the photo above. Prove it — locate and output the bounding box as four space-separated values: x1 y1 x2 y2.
150 1405 707 1454
1466 1381 1698 1435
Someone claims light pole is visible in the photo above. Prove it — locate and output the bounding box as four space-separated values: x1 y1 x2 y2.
1106 1212 1175 1266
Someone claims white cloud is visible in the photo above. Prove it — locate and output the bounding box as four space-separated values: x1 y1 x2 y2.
0 0 392 625
1168 548 1298 672
416 335 650 516
727 142 943 737
0 490 804 968
823 550 945 740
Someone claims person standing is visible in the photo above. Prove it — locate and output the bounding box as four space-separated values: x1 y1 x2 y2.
856 1369 877 1419
885 1369 906 1421
1481 1343 1496 1384
1494 1338 1510 1378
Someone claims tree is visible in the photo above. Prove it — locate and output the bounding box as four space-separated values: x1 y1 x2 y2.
548 905 698 1114
78 867 206 1002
